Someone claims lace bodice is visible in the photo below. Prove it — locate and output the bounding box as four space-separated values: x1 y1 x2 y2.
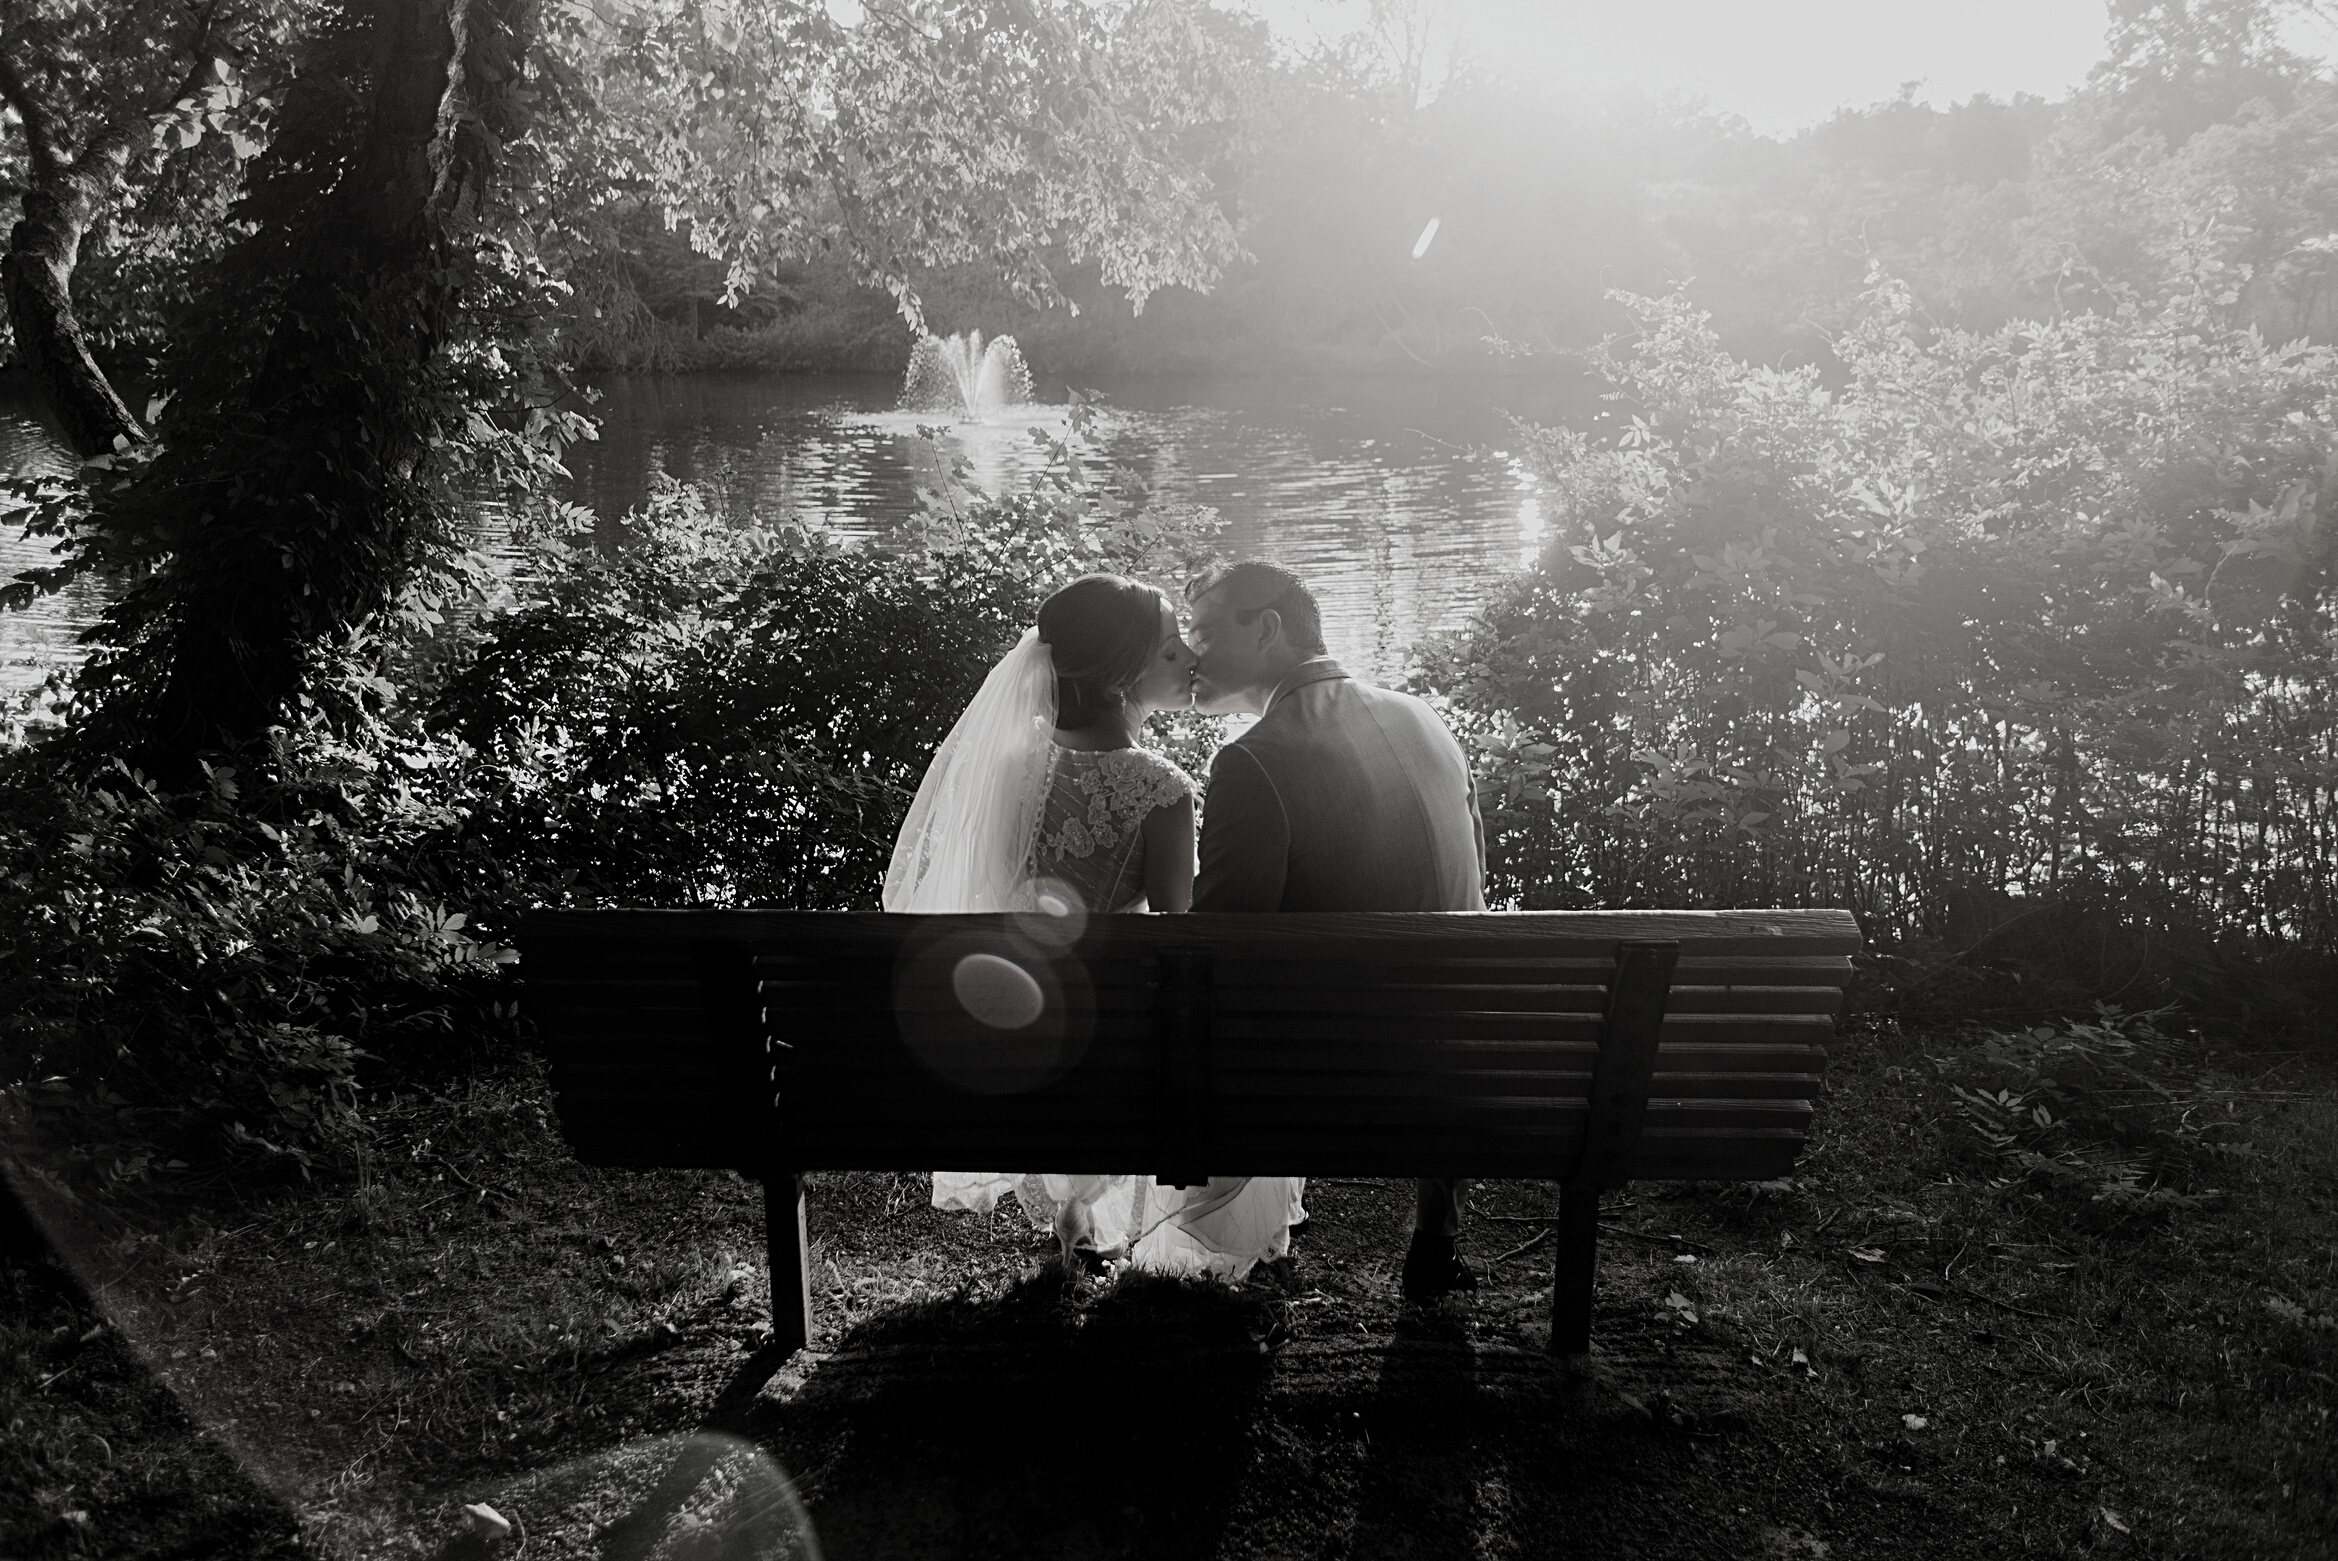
1025 745 1197 912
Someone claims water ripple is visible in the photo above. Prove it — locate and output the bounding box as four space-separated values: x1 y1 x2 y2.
3 371 1593 695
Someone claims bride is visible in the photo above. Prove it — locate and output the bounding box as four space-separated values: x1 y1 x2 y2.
882 573 1304 1280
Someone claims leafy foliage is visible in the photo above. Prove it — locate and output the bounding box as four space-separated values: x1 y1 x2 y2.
1414 262 2338 948
0 0 308 434
0 738 519 1183
695 1 2338 377
65 36 294 358
1937 1005 2244 1212
3 418 1223 1176
434 425 1225 912
24 0 2338 389
431 480 1012 911
533 0 1261 340
1 0 589 772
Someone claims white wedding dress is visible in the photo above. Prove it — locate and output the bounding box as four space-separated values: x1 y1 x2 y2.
884 631 1304 1281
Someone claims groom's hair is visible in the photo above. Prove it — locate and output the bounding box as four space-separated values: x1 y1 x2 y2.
1185 560 1327 656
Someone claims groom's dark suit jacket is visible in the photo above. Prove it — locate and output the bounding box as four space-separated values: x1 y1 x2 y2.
1193 659 1487 913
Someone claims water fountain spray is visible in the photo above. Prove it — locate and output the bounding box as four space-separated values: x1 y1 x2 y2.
900 331 1034 420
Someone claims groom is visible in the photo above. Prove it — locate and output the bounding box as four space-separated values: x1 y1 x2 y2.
1183 559 1488 1302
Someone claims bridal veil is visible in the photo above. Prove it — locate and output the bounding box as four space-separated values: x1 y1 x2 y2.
882 628 1056 913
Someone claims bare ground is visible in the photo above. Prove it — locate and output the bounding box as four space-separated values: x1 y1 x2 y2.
4 1015 2334 1559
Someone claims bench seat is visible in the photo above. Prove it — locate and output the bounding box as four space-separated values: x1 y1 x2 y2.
525 908 1857 1360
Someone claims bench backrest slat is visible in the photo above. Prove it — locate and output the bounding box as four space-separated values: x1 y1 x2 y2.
527 908 1857 1184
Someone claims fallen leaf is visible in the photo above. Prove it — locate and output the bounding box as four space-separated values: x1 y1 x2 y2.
2265 1294 2338 1331
464 1503 511 1540
1754 1525 1832 1559
1848 1247 1886 1263
2099 1506 2130 1534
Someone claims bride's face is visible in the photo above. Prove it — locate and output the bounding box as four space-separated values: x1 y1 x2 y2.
1126 598 1197 716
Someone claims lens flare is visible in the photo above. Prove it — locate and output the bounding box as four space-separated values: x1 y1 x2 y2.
951 952 1046 1030
1013 875 1089 948
891 923 1095 1095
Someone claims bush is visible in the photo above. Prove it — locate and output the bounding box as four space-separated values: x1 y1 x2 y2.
431 479 1040 910
1414 260 2338 965
3 428 1225 1181
434 449 1225 913
0 737 518 1184
1934 1004 2243 1215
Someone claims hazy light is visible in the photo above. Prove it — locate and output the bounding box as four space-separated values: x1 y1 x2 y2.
1411 217 1441 259
1243 0 2144 135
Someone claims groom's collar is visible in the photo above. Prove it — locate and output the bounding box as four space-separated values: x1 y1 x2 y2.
1263 656 1348 714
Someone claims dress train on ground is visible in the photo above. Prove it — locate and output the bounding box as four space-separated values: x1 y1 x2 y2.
930 1170 1306 1282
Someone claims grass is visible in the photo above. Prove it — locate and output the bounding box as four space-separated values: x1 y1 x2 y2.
1673 1014 2338 1553
3 1016 2334 1558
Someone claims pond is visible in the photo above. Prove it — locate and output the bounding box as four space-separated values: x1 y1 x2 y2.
0 369 1603 696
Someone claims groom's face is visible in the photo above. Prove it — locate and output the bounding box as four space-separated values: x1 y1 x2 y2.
1185 587 1272 715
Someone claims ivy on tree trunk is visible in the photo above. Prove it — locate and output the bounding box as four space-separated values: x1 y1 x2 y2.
60 0 540 777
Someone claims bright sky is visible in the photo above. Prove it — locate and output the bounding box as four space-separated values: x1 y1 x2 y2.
1239 0 2338 136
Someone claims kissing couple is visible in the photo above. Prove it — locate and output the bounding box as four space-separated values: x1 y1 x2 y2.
882 560 1488 1302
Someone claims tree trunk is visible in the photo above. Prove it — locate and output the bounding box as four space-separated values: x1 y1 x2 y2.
2 178 145 457
134 0 534 774
0 30 152 461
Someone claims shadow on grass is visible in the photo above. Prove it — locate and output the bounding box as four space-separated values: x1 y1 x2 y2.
606 1266 1281 1560
1348 1310 1485 1561
593 1274 1722 1561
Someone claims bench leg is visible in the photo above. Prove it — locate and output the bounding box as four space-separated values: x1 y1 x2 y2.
764 1171 811 1355
1551 1185 1599 1360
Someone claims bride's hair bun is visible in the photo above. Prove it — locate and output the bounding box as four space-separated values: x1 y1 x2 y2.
1037 573 1165 729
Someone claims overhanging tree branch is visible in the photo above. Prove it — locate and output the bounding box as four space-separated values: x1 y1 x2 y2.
0 39 63 184
0 3 253 458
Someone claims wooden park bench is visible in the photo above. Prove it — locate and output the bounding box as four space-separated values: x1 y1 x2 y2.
524 909 1858 1362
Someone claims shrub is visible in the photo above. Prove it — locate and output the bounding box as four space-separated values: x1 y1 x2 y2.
430 479 1040 910
3 418 1222 1179
1935 1004 2244 1213
0 737 518 1184
434 445 1226 914
1414 259 2338 961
